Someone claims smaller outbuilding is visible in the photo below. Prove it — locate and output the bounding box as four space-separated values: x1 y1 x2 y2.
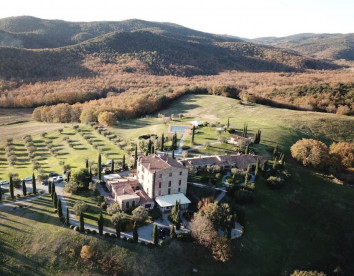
155 193 191 212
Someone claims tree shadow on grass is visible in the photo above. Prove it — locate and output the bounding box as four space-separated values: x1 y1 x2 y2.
74 147 88 151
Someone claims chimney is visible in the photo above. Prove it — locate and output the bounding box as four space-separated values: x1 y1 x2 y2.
122 188 125 194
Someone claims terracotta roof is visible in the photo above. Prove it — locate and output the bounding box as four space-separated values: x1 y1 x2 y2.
135 190 154 205
138 154 186 173
109 179 140 196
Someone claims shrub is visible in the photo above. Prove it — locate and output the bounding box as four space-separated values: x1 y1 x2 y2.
234 189 254 204
73 200 88 215
132 206 148 223
38 190 44 194
122 237 127 241
110 233 116 238
183 211 194 221
85 229 92 234
140 241 146 246
74 226 79 231
107 203 121 215
128 238 134 243
266 176 285 189
104 233 110 238
91 230 97 235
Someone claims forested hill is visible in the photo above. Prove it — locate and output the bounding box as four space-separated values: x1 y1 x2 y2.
0 17 341 79
251 33 354 61
0 16 242 49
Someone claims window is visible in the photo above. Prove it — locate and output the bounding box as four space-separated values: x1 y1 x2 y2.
178 188 181 192
179 171 182 175
159 182 161 188
126 202 129 209
168 181 171 187
179 180 181 186
168 188 171 194
145 204 151 208
169 172 172 177
132 201 136 207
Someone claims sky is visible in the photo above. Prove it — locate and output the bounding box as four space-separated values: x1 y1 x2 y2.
1 0 353 38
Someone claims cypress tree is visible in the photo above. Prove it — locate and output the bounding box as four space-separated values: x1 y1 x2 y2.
9 176 14 199
192 126 195 144
133 221 138 243
122 155 126 170
0 186 2 201
258 130 262 143
172 150 175 159
98 212 103 235
57 198 63 218
48 181 52 195
133 145 138 169
161 133 165 151
52 183 56 197
66 207 70 225
227 118 230 129
53 192 57 209
89 167 92 182
170 225 176 239
115 224 121 239
279 153 285 166
111 158 114 173
245 145 249 154
79 212 85 232
98 153 102 181
152 224 158 245
67 171 71 183
273 144 278 159
245 172 249 185
255 157 260 179
148 140 152 154
245 123 248 137
32 172 36 194
85 159 89 169
22 179 27 196
151 144 155 154
273 157 278 170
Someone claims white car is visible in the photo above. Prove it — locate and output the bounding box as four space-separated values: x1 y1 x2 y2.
0 180 9 185
52 177 58 182
24 177 32 182
57 176 63 182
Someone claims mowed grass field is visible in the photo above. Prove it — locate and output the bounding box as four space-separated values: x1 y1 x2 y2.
0 94 354 275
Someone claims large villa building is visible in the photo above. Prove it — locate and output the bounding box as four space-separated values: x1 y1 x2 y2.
106 154 191 212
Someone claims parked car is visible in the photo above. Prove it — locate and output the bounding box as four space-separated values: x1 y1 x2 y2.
0 180 9 185
101 163 106 167
49 172 58 177
52 177 58 182
107 160 113 165
57 176 63 182
41 180 49 186
24 177 32 182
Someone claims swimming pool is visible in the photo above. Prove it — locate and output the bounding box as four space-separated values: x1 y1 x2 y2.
169 125 190 133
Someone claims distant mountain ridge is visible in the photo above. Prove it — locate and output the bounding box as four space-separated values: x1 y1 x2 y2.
251 33 354 61
0 16 342 79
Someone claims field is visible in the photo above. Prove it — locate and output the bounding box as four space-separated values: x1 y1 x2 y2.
1 94 354 275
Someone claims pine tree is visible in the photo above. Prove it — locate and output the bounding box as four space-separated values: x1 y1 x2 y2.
161 133 165 151
53 192 57 209
85 159 89 169
111 158 114 173
32 172 36 194
66 207 70 225
192 126 195 144
122 155 126 170
22 179 27 196
133 145 138 169
152 224 158 245
79 212 85 232
245 144 249 154
57 198 63 218
133 221 138 243
98 153 102 181
170 225 176 239
98 212 103 235
9 176 14 199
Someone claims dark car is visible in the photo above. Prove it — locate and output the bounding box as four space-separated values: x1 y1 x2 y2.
41 180 49 186
49 172 58 177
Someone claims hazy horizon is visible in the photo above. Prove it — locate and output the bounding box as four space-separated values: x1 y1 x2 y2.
1 0 353 39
